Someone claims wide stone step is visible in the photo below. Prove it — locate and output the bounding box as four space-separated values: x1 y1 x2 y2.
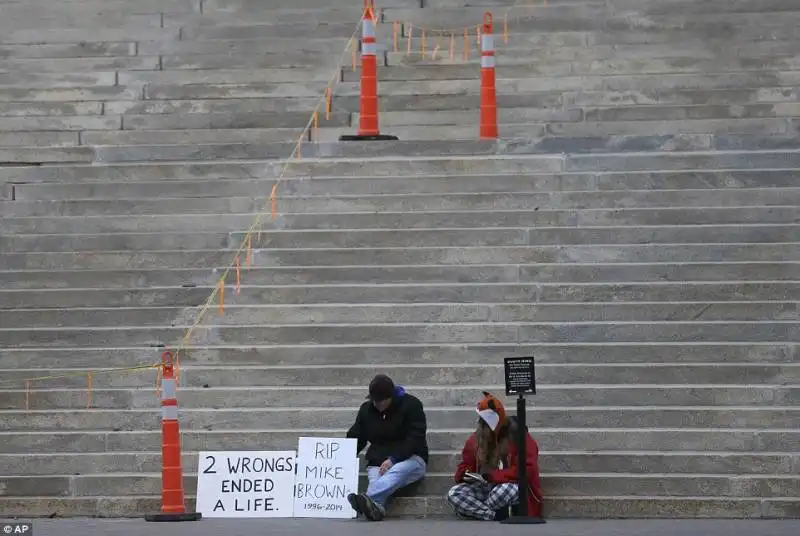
100 86 800 116
7 152 800 183
144 81 329 99
164 7 366 26
87 141 800 164
1 472 796 500
3 450 796 476
0 27 179 45
1 281 799 308
3 363 797 390
4 320 800 347
0 101 104 116
0 42 137 60
3 301 796 329
0 494 796 519
4 188 799 217
2 427 795 454
9 173 800 204
331 71 800 96
0 146 93 163
7 222 800 250
159 52 354 71
82 128 309 146
137 37 353 56
104 96 343 116
0 14 162 31
120 68 336 87
1 343 792 369
378 55 800 77
200 0 419 10
178 21 370 40
0 259 796 289
1 406 797 431
388 41 800 64
312 118 792 141
0 86 140 103
0 0 198 16
0 131 78 147
0 115 121 131
2 385 795 411
2 243 798 271
118 111 350 130
2 224 798 252
0 56 159 73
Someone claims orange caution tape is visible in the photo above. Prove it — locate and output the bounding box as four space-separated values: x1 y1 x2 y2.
351 41 357 71
325 88 332 120
421 29 426 58
270 183 278 220
246 234 252 266
235 256 241 295
218 279 225 315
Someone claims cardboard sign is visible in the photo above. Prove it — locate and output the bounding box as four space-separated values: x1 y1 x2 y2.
293 437 359 518
195 450 296 518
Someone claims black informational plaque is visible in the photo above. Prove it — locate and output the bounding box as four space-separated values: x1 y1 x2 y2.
504 356 536 396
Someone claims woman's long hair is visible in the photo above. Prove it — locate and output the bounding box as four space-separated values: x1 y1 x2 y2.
475 418 510 472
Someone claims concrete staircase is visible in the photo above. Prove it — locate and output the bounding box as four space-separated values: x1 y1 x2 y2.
0 0 799 519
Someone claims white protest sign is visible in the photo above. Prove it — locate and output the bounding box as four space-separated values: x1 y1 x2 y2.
196 450 296 518
293 437 359 518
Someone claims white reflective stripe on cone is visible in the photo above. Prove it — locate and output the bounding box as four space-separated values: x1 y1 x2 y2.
481 55 495 68
481 34 494 52
161 378 177 400
362 42 377 55
162 404 179 420
363 19 375 37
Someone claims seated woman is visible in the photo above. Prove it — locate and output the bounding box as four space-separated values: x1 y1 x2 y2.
445 391 544 521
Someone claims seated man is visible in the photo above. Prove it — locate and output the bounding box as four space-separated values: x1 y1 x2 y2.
446 391 544 521
346 374 429 521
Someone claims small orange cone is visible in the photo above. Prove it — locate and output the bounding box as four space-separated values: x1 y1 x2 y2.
145 350 202 522
340 0 398 141
479 12 498 139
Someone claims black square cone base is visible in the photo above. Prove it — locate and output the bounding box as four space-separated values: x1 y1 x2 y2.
338 134 399 141
499 516 547 525
145 512 202 522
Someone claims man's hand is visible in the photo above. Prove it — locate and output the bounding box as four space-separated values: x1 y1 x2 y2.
379 459 394 475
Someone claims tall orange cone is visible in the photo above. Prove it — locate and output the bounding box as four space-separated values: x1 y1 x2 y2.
479 12 498 139
340 0 398 141
145 350 202 522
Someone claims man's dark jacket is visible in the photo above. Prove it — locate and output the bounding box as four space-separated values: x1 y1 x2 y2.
346 385 429 467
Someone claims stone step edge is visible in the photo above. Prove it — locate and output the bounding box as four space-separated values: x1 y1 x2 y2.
0 495 794 518
4 298 796 310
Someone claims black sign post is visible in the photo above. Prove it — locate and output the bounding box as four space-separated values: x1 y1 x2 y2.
500 356 546 525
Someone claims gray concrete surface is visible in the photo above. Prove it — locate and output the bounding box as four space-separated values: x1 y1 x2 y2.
5 518 800 536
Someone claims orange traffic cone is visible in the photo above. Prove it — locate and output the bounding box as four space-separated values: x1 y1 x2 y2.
145 350 202 522
340 0 398 141
479 12 498 139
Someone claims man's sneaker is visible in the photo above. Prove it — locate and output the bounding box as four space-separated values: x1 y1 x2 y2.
355 493 384 521
347 493 362 517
